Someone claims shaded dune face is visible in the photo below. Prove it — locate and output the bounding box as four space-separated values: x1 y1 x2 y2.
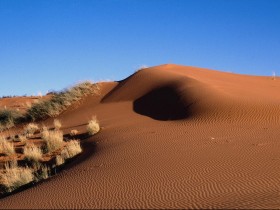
133 86 191 120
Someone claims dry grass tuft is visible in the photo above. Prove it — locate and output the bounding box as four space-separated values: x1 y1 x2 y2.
61 140 82 159
24 123 39 137
23 143 43 162
0 109 23 131
42 129 64 152
70 129 78 136
53 119 61 130
0 136 15 156
0 161 34 192
18 134 27 144
56 155 65 166
87 116 100 135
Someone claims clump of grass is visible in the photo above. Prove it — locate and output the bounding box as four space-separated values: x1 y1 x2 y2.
53 119 61 130
55 155 65 166
32 163 50 181
24 123 39 138
70 129 78 136
42 129 64 152
23 143 43 162
87 116 100 135
0 109 23 131
61 140 82 159
18 134 27 144
0 161 34 193
26 82 99 121
0 136 15 156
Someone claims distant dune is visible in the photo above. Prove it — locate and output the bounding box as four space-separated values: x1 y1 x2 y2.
1 64 280 209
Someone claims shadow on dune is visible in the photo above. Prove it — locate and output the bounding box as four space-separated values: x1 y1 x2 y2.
133 86 191 121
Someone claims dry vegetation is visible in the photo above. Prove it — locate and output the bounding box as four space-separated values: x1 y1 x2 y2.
0 120 85 195
0 161 34 193
0 81 100 131
87 116 100 135
0 81 101 195
26 82 99 121
0 136 15 156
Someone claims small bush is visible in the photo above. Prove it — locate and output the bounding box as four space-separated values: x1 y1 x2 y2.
32 163 50 181
18 134 27 144
56 155 65 166
0 109 23 131
0 136 15 156
24 123 39 137
53 119 61 130
87 116 100 135
61 140 82 159
42 130 64 152
23 143 43 162
70 129 78 136
0 161 34 192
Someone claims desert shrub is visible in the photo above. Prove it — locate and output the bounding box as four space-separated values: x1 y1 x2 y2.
23 143 43 162
53 119 61 130
24 123 39 137
56 155 65 166
0 136 15 156
32 163 50 181
87 116 100 135
42 130 64 152
61 140 82 159
0 161 34 192
26 82 99 121
0 109 23 131
18 134 27 144
70 129 78 136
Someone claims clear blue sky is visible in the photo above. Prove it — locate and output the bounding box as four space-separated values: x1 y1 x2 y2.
1 0 280 96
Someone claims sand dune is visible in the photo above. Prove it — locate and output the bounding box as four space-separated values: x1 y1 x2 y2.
1 64 280 208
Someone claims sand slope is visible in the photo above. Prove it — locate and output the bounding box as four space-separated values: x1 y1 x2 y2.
1 64 280 209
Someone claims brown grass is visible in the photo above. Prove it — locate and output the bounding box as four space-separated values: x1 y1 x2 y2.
24 123 39 137
87 116 100 135
0 161 34 192
0 136 15 156
53 119 61 130
23 143 43 162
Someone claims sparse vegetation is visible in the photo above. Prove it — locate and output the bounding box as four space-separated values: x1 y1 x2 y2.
0 81 99 131
42 129 64 153
61 140 82 159
24 123 39 137
53 119 62 130
17 134 27 144
56 155 65 166
87 116 100 135
0 83 99 195
0 161 34 193
0 136 15 156
0 109 23 131
0 123 83 195
23 143 43 162
26 81 99 121
70 129 78 136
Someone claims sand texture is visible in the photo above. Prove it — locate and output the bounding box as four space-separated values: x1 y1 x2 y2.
1 64 280 209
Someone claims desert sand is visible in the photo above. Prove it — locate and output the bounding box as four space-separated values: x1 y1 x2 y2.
1 64 280 209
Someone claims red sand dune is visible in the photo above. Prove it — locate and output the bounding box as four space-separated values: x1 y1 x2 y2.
1 64 280 209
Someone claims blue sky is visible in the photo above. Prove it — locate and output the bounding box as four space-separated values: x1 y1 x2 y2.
0 0 280 96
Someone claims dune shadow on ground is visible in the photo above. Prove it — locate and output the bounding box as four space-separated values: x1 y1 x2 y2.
133 86 192 121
